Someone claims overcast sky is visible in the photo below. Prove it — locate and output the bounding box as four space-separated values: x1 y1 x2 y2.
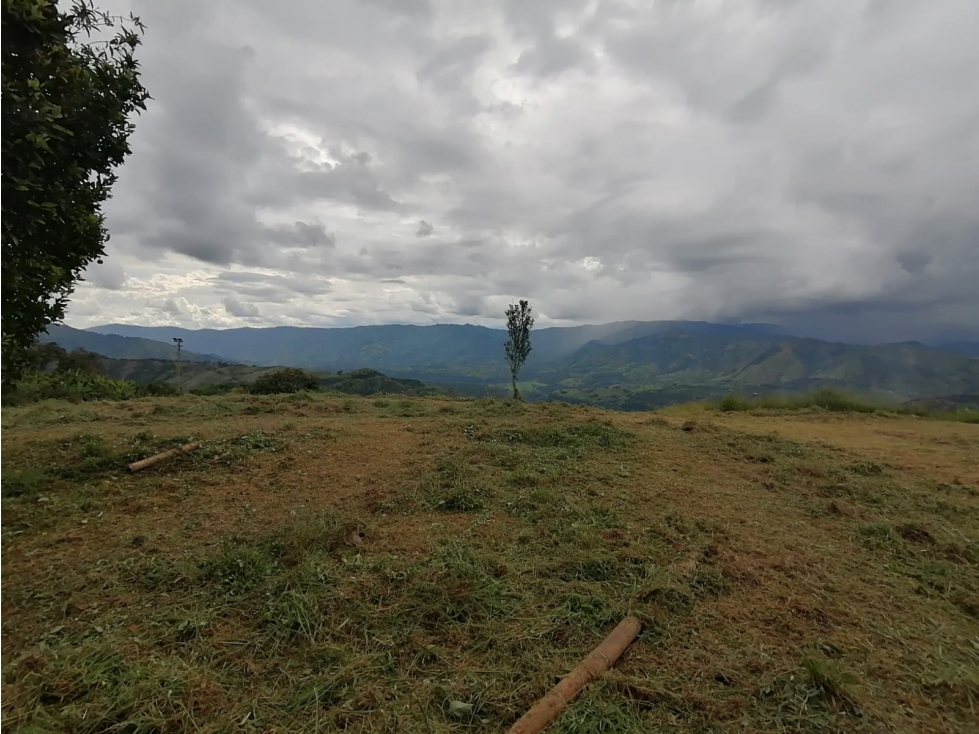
71 0 978 343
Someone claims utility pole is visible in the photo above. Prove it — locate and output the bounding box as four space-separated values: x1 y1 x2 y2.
173 337 183 391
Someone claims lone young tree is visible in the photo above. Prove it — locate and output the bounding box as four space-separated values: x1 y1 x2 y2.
504 300 534 400
2 0 149 386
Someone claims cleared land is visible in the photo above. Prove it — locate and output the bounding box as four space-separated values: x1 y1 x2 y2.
2 394 977 733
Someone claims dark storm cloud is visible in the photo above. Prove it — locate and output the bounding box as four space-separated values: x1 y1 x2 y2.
501 0 592 38
265 221 336 249
746 296 979 344
111 1 290 267
294 155 403 213
599 1 830 120
451 293 489 317
84 0 978 339
223 296 260 318
212 271 331 301
361 0 431 20
512 34 593 78
417 34 493 95
83 258 127 290
156 298 183 317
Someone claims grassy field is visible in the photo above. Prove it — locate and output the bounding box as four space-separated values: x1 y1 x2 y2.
712 390 979 423
2 393 977 733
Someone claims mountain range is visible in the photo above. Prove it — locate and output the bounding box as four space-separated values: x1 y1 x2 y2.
53 320 979 407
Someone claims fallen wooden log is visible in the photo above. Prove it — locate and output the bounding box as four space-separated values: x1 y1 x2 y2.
128 442 200 472
506 615 641 734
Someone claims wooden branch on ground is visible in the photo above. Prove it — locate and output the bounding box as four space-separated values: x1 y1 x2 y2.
128 442 200 472
505 615 641 734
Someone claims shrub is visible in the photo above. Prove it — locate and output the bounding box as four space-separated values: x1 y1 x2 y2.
137 381 179 397
719 394 752 412
3 370 188 404
249 368 319 395
807 387 878 413
8 369 139 403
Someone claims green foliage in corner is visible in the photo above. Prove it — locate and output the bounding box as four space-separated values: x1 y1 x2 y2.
5 369 177 404
1 0 149 385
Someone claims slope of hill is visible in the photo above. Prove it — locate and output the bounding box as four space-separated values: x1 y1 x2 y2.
41 324 224 363
548 333 979 400
99 358 273 389
318 368 446 397
938 341 979 358
98 358 448 397
85 321 979 403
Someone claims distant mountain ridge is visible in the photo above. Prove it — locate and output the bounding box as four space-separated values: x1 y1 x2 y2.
40 324 225 363
74 320 979 404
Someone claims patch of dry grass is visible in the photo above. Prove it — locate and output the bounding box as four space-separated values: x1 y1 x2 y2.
2 394 977 732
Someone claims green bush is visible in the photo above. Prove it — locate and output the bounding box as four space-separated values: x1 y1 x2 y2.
249 368 319 395
137 381 179 397
806 388 878 413
3 371 185 404
8 369 139 403
719 394 752 412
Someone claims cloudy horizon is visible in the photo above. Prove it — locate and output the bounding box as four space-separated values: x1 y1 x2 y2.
70 0 978 344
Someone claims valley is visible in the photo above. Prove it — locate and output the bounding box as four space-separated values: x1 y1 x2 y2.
41 321 979 410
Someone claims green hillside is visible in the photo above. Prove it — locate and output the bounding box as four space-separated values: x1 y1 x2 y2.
98 358 447 398
99 358 274 389
318 368 445 397
539 333 979 406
